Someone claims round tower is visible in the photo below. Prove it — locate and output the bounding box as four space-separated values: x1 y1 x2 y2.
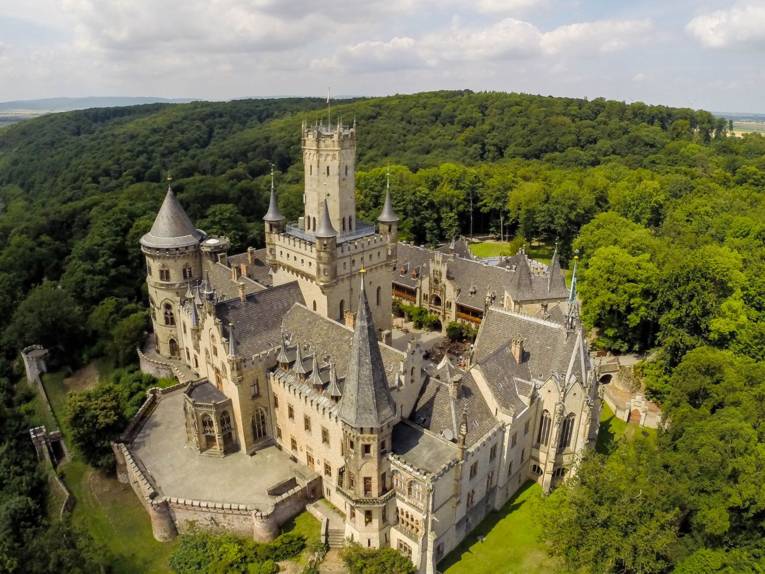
263 166 286 271
377 170 399 266
140 184 205 359
314 199 337 286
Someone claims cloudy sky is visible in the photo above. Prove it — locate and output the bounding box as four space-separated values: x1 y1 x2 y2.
1 0 764 111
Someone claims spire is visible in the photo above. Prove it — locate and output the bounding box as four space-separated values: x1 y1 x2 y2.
293 344 309 376
569 254 579 306
377 168 399 224
227 323 237 357
276 333 291 367
327 361 342 400
309 351 324 389
566 254 580 331
315 199 337 238
338 273 396 428
263 164 285 223
193 281 203 306
510 249 534 300
189 297 200 328
548 241 563 293
140 183 204 249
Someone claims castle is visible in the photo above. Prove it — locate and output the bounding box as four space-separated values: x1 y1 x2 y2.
115 119 600 574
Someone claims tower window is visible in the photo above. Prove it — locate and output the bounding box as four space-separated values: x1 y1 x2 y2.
163 303 175 326
376 286 381 307
182 264 193 280
326 165 330 176
345 165 348 176
159 267 170 282
309 165 312 176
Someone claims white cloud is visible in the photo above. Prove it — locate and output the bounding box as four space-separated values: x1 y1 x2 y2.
687 2 765 49
541 19 653 55
313 36 426 72
475 0 545 14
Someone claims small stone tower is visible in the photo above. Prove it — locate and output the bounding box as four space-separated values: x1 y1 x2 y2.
140 184 205 358
263 166 286 271
337 273 398 547
377 170 399 266
302 120 356 233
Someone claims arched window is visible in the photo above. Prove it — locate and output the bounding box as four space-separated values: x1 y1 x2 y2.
339 299 345 321
376 286 381 307
182 264 193 280
201 415 215 436
221 411 232 434
163 303 175 326
169 338 179 357
559 414 576 449
252 408 268 440
538 410 551 446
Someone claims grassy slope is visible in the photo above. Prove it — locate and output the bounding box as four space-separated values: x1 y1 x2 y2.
440 482 563 574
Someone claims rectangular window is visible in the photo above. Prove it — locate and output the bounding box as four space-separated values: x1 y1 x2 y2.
290 437 297 451
382 506 387 524
469 462 478 479
380 439 387 453
521 448 525 462
524 420 530 435
350 507 355 520
159 268 170 281
288 404 294 420
365 510 372 525
511 432 517 448
489 444 497 461
363 477 372 496
321 427 329 445
304 415 311 433
348 438 355 452
363 443 371 456
251 380 260 398
324 463 332 477
273 395 279 409
348 472 355 489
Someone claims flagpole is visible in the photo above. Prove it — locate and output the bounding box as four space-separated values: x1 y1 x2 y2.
327 87 331 127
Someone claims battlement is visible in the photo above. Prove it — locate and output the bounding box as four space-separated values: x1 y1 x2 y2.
301 120 356 146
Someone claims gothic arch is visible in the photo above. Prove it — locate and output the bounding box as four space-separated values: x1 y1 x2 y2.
559 413 576 449
252 408 268 441
538 409 551 446
163 302 175 326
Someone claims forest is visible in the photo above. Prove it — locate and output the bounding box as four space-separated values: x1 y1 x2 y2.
0 90 763 573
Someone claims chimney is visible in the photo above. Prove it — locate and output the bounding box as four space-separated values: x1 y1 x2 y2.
449 374 463 401
511 335 524 364
344 309 356 329
238 281 246 303
247 246 256 264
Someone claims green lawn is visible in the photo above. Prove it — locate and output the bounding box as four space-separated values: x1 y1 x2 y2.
596 403 655 454
39 367 177 573
440 482 563 574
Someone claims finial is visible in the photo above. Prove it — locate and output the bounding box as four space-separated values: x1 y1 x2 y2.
270 163 275 193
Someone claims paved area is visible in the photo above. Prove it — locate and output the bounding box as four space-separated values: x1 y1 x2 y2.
390 324 445 353
130 391 316 507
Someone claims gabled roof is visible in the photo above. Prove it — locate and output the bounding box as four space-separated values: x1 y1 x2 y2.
140 186 205 249
338 276 397 428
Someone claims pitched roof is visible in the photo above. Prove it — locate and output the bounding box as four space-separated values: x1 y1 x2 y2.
436 236 472 260
140 186 205 249
391 422 459 474
337 276 397 428
227 248 273 287
214 282 304 358
393 243 430 289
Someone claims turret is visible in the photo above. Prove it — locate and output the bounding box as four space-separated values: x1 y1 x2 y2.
140 182 205 359
377 168 399 265
263 165 286 270
315 199 337 286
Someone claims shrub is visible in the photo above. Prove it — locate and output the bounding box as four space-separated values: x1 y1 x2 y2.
341 543 416 574
446 321 478 342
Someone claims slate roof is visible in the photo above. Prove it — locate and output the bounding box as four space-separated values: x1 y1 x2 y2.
214 282 304 358
205 261 267 300
186 380 227 404
474 346 533 413
392 422 459 474
337 278 397 428
473 307 589 385
411 359 497 447
377 186 399 223
141 187 205 249
228 248 273 287
315 200 337 238
393 243 430 289
436 236 472 260
281 305 405 391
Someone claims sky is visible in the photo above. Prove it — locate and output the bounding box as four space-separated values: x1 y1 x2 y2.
1 0 764 112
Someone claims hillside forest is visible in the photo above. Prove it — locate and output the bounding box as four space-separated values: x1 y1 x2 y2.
0 91 763 573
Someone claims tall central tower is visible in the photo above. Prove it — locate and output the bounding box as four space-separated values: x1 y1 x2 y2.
265 119 395 332
302 121 357 234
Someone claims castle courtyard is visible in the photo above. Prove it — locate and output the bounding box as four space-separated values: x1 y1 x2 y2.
131 390 317 508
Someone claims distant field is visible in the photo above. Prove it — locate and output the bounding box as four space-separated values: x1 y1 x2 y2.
732 120 765 135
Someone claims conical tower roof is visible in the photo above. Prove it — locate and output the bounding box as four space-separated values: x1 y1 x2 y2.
315 199 337 239
327 362 342 399
547 244 566 294
263 166 285 223
510 249 534 301
141 185 204 249
377 173 398 223
338 273 396 428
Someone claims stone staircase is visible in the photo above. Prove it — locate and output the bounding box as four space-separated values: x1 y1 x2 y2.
306 499 346 548
327 527 345 549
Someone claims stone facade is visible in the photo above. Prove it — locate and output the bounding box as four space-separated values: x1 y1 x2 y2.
126 120 600 574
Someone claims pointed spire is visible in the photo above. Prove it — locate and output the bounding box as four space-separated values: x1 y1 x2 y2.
510 249 534 300
548 241 563 293
184 281 194 300
309 351 324 389
194 281 203 306
327 361 342 400
189 297 200 328
566 253 580 331
227 323 237 357
377 168 399 224
140 183 204 249
293 344 309 376
315 199 337 238
569 253 579 306
338 273 396 428
276 333 291 368
263 164 285 223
